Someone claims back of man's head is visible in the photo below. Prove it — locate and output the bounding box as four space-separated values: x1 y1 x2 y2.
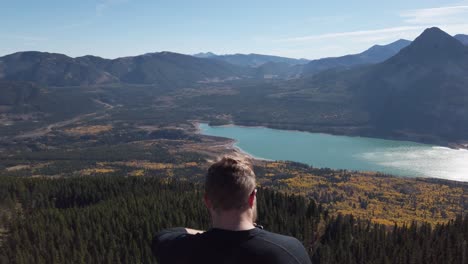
205 157 256 211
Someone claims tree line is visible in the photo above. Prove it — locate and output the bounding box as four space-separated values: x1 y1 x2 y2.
0 175 466 264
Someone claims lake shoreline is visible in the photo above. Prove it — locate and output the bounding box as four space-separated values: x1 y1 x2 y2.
190 121 262 162
195 122 468 182
192 120 468 151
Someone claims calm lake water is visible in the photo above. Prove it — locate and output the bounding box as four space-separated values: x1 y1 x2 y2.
199 123 468 182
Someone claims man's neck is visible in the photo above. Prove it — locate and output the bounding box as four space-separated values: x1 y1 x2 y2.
211 210 255 231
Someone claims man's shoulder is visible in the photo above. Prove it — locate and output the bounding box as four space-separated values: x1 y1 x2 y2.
247 229 311 264
253 229 305 250
256 229 299 241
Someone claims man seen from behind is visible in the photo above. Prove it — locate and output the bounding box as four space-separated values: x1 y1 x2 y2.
152 157 312 264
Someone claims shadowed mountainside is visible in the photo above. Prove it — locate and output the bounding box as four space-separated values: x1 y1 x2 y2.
296 27 468 143
454 34 468 45
0 81 40 106
354 27 468 140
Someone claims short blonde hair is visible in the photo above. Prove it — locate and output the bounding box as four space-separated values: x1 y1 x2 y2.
205 157 256 211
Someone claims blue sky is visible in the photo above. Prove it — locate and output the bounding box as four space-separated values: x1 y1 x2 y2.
1 0 468 59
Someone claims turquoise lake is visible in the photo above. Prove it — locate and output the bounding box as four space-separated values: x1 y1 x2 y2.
199 123 468 182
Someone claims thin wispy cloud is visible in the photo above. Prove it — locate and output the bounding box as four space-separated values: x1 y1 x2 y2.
400 5 468 24
275 3 468 46
277 26 423 42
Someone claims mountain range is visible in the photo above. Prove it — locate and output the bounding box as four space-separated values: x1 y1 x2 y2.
0 36 421 87
301 27 468 142
193 40 412 78
0 51 247 87
195 33 468 77
1 27 468 145
2 31 466 87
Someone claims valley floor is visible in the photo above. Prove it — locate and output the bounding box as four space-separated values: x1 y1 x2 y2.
0 84 466 227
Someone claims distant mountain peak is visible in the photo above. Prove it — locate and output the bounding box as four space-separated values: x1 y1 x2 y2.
193 52 217 58
365 39 411 53
392 39 412 46
412 27 458 46
146 51 173 56
390 27 466 63
422 26 445 34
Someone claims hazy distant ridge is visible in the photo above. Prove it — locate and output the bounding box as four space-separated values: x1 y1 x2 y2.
302 39 411 75
193 52 310 67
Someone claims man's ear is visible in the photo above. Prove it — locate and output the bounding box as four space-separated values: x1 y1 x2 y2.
248 189 257 208
204 193 212 209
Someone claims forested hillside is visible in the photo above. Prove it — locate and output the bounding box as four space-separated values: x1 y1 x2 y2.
0 51 248 87
0 176 466 264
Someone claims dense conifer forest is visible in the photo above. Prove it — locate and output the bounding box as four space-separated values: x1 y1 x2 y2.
0 176 466 264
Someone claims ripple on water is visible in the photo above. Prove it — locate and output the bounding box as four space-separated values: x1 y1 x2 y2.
360 146 468 181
